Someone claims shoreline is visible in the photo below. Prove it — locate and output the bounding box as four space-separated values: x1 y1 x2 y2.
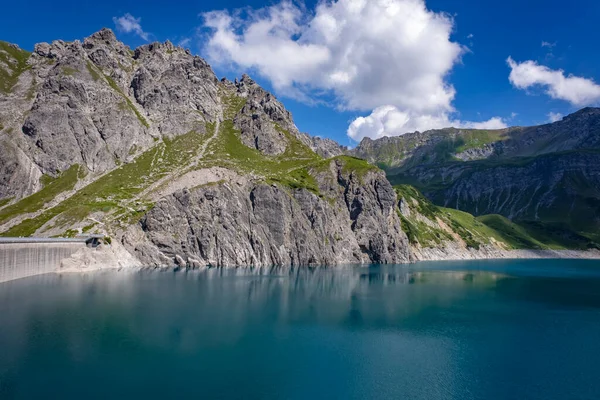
410 242 600 263
1 244 600 285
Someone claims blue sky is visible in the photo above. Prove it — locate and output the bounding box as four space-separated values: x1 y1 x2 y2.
2 0 600 146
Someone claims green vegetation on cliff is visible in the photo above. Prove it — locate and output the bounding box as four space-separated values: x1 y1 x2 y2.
104 73 150 128
1 129 209 236
394 184 596 251
0 165 83 226
199 92 323 193
0 41 31 94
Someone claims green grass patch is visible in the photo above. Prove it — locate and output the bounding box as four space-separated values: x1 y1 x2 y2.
0 41 31 94
441 207 509 250
0 197 12 209
454 129 507 153
86 61 101 81
61 66 79 76
511 220 599 250
394 184 551 250
82 223 96 233
395 185 440 221
339 156 379 178
395 184 484 249
398 212 451 246
311 155 379 182
0 165 83 226
203 119 321 192
60 229 79 238
476 215 546 249
221 91 247 119
267 168 320 194
200 92 325 193
2 130 209 236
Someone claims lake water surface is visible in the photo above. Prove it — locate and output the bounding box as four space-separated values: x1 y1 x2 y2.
1 259 600 399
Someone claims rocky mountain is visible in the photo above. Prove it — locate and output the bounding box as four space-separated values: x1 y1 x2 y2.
1 29 595 268
0 29 417 267
351 108 600 248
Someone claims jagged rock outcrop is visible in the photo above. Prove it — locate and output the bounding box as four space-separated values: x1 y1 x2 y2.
0 28 222 194
125 160 410 267
231 75 288 156
0 137 42 200
131 40 221 136
303 135 346 158
228 74 346 157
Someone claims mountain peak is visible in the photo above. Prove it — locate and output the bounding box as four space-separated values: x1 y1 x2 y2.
85 28 118 45
568 107 600 117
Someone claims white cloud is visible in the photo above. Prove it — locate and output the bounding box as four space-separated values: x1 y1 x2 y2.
467 33 474 39
202 0 463 112
547 112 563 123
113 13 149 41
347 105 507 141
541 41 556 48
202 1 507 140
507 57 600 106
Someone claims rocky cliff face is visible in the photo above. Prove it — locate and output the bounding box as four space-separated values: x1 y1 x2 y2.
0 29 412 267
125 159 410 267
0 29 220 198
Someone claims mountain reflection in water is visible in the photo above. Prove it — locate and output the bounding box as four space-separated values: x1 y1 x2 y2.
1 259 600 399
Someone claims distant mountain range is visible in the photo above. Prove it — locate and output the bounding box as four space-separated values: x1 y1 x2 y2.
351 107 600 249
0 29 597 268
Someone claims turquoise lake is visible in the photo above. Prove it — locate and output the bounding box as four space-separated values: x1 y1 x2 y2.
1 259 600 399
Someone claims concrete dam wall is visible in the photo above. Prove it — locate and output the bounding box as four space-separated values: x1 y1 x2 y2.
0 237 102 283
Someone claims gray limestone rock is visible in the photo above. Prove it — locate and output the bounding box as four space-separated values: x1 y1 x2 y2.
127 160 410 267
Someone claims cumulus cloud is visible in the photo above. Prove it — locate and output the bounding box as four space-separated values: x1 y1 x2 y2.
113 13 149 41
347 105 507 141
507 57 600 106
202 0 505 140
547 112 563 123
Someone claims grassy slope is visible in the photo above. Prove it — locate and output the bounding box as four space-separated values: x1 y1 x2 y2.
394 184 593 251
0 41 31 94
198 91 322 191
391 149 600 249
396 184 489 250
0 165 84 226
360 128 508 170
197 90 378 194
1 129 210 236
453 129 508 153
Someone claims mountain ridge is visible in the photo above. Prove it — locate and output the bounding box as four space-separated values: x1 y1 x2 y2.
0 28 597 268
351 107 600 249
